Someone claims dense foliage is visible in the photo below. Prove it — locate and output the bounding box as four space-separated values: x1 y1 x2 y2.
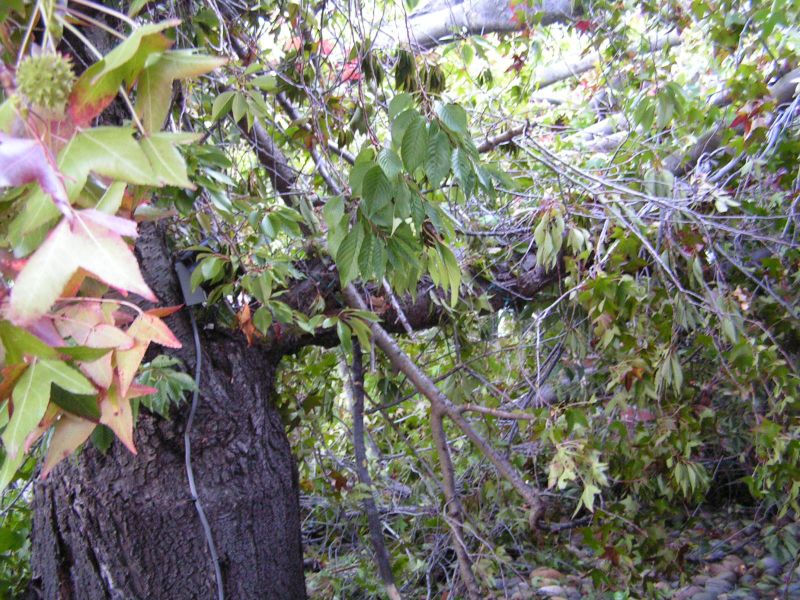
0 0 798 597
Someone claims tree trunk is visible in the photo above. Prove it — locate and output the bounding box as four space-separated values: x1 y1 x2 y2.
29 225 306 599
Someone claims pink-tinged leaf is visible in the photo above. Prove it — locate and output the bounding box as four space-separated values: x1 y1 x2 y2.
0 134 70 217
128 313 181 348
99 386 136 454
146 305 182 318
115 312 179 397
8 215 155 325
68 21 178 127
79 209 139 238
40 413 96 478
26 318 64 346
0 364 27 402
85 324 135 350
23 403 61 453
55 303 105 343
116 343 147 398
340 60 362 83
127 383 158 398
80 354 114 389
1 357 91 457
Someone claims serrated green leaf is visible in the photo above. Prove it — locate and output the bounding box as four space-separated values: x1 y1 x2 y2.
253 306 273 335
361 166 392 225
212 91 235 121
401 115 428 173
389 93 413 119
377 149 403 179
336 223 365 286
436 103 468 136
451 148 475 196
232 93 248 123
391 109 418 150
426 131 451 187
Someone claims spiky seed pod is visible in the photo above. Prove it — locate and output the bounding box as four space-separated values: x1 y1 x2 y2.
15 53 75 114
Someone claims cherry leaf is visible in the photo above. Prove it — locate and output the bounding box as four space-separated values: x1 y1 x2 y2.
8 216 155 325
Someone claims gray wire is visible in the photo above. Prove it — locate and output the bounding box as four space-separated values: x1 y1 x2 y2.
186 309 225 600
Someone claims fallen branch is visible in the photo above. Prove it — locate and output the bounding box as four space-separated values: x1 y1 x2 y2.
347 341 402 600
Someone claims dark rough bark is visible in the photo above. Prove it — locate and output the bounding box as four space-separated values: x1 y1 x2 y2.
30 224 306 599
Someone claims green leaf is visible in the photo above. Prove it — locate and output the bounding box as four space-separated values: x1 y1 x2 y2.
401 115 428 173
436 103 468 136
95 181 126 214
426 130 451 187
9 127 161 242
0 449 26 493
251 75 278 92
359 234 387 281
391 109 418 150
0 321 59 363
232 93 248 123
69 21 179 126
361 166 392 225
439 244 461 306
51 385 101 421
336 321 353 356
8 214 155 325
253 306 273 335
140 134 196 188
389 93 413 119
39 360 95 395
136 50 226 133
377 148 403 179
451 147 475 196
2 361 51 458
212 91 235 121
336 223 365 286
578 483 602 514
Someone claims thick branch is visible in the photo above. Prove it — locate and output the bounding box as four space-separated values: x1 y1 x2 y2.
376 0 576 50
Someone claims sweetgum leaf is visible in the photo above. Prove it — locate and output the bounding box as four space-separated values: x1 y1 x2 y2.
0 134 69 217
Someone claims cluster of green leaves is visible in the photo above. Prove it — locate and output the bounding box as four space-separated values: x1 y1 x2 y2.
327 96 501 305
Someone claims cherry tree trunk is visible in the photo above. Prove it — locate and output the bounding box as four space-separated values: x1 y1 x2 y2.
29 225 306 599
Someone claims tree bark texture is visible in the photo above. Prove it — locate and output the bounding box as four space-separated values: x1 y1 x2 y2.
30 225 306 599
